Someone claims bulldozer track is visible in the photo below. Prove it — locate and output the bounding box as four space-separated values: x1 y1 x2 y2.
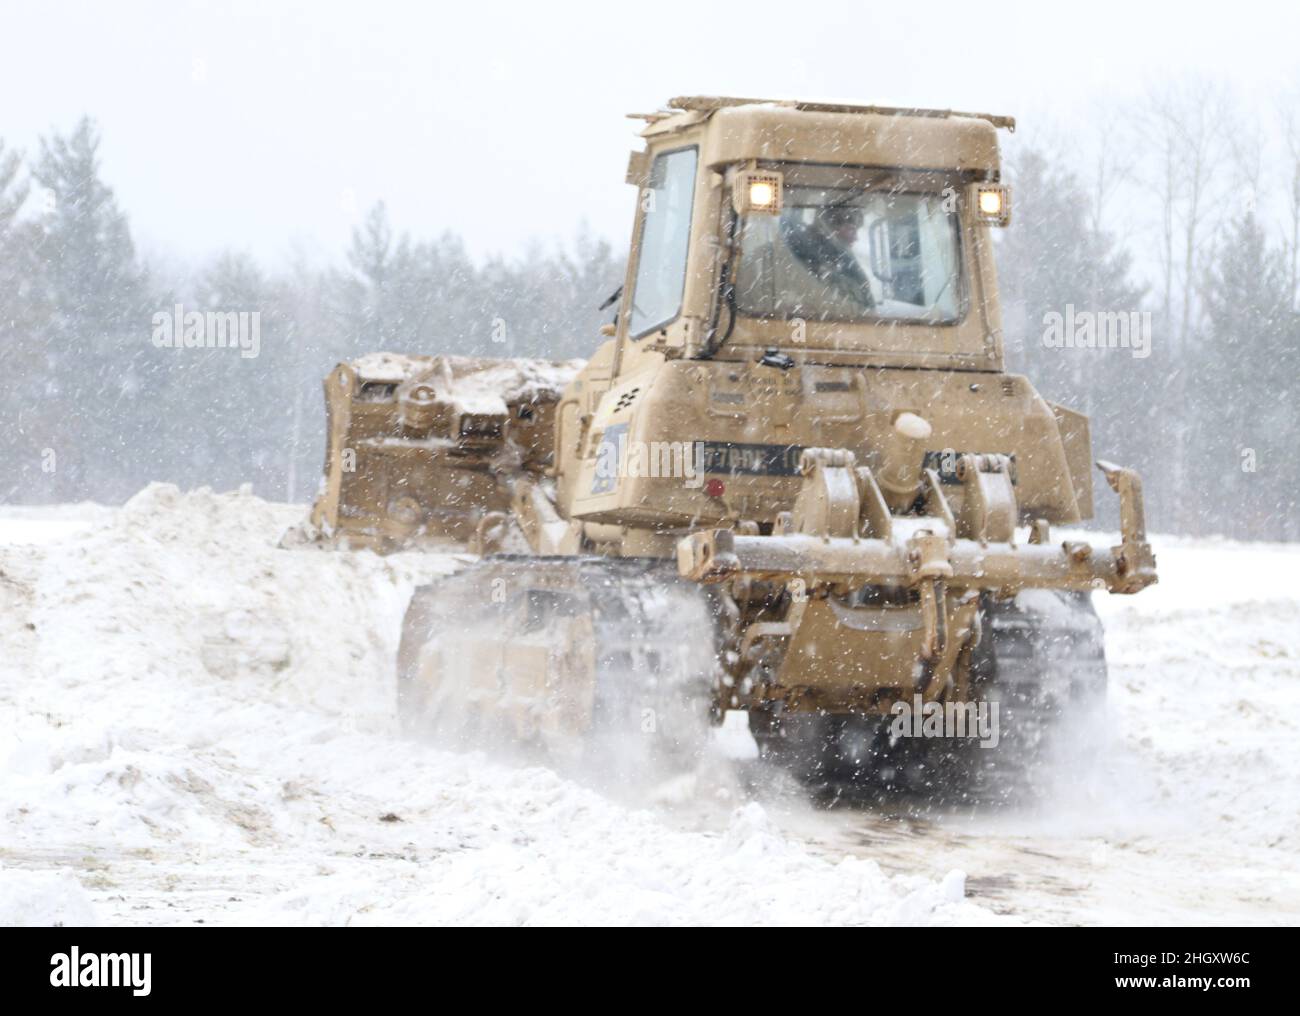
398 556 718 772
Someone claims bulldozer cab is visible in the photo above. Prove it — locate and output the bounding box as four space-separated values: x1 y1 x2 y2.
616 97 1013 374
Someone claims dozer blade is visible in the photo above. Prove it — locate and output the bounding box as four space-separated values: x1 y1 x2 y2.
303 353 581 553
397 556 718 775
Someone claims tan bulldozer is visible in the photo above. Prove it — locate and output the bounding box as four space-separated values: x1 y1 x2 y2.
309 96 1157 792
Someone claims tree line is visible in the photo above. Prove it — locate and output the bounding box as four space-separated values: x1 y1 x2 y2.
0 118 622 505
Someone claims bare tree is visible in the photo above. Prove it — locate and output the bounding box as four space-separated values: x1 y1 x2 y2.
1135 80 1234 529
1084 97 1137 245
1279 93 1300 311
1140 80 1233 345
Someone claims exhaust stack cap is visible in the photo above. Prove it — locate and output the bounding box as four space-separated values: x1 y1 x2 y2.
893 412 932 441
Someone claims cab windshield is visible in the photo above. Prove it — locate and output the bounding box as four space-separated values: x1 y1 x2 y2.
734 183 963 324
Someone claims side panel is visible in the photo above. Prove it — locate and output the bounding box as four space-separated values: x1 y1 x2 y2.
554 340 619 520
1050 402 1094 521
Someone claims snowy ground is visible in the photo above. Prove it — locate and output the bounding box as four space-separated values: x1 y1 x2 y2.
1 487 1296 926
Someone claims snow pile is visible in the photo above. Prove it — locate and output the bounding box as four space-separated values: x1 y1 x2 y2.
0 485 998 926
0 869 100 927
1092 538 1300 854
0 503 114 548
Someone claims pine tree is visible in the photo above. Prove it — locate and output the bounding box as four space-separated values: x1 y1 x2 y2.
176 251 287 495
0 140 43 369
336 201 425 353
29 117 152 499
0 139 38 343
0 138 53 501
1197 213 1299 537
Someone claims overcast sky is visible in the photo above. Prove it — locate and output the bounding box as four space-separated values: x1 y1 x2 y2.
3 0 1297 269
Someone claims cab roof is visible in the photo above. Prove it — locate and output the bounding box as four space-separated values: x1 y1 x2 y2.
633 95 1011 177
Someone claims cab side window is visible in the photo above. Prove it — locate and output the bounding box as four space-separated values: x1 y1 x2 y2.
628 147 698 337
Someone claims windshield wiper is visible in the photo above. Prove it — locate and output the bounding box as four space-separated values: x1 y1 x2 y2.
598 284 622 311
